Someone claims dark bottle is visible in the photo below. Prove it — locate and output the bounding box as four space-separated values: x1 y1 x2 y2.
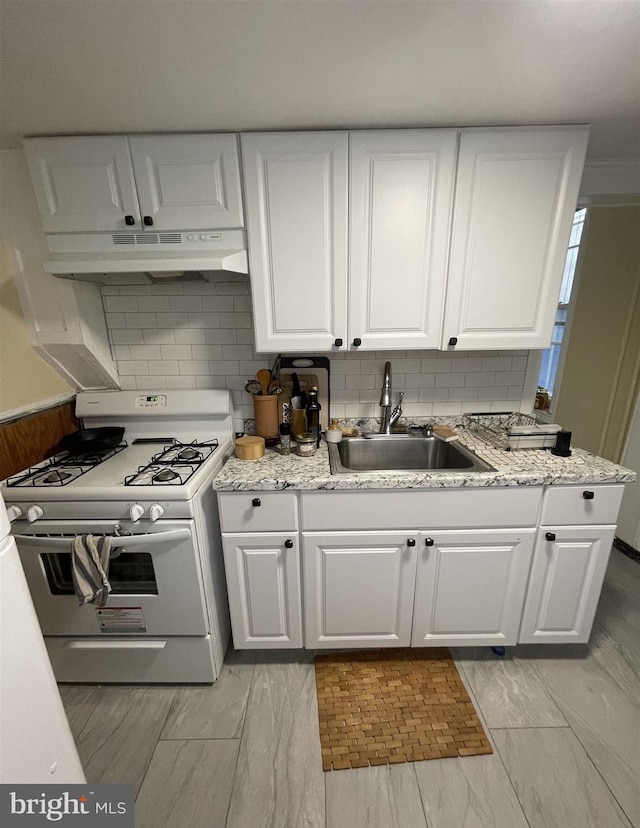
306 386 322 447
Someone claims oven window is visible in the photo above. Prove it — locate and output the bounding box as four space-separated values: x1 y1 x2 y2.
41 552 159 595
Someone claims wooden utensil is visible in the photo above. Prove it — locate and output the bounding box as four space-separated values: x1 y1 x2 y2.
257 368 271 396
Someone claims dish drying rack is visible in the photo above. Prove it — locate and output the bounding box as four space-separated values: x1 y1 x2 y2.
463 412 539 450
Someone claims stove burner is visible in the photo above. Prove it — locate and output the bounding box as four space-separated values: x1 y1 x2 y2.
176 447 200 462
153 469 179 483
42 470 73 484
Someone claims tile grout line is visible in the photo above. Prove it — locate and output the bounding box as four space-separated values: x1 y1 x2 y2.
133 687 178 803
533 680 637 827
459 678 533 828
224 657 256 828
411 763 432 828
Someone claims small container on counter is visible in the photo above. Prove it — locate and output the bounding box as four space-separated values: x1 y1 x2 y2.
235 435 265 460
324 418 343 443
279 422 291 454
296 432 318 457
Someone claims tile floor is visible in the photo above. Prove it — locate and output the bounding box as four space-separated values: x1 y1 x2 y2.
60 547 640 828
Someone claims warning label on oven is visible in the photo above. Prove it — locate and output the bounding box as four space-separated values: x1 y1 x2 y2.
97 607 147 634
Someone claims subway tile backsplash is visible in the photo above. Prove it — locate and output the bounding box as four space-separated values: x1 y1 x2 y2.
102 281 534 422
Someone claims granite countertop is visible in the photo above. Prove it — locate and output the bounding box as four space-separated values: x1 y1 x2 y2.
212 425 636 492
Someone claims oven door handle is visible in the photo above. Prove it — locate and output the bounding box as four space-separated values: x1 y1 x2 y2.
12 529 192 549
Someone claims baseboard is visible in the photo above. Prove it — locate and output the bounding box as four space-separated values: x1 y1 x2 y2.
613 536 640 564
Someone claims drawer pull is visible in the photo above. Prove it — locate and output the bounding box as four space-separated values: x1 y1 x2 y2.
425 538 434 546
284 539 294 548
545 532 556 541
583 491 595 500
252 498 261 507
407 538 416 547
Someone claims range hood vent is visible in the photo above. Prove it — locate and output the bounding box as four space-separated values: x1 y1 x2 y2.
112 232 183 245
43 230 249 285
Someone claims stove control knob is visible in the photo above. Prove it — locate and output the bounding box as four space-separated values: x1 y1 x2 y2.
6 505 22 522
149 504 165 522
27 505 44 523
129 504 145 523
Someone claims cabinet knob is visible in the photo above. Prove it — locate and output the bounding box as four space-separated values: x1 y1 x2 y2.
143 215 154 227
545 532 556 541
252 497 261 507
448 337 458 347
583 490 595 500
407 538 416 547
425 537 434 546
334 338 343 347
124 215 135 226
284 539 294 549
353 338 362 347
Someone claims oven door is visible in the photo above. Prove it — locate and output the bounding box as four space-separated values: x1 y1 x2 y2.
13 520 208 637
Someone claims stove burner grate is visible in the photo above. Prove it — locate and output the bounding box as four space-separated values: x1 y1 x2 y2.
151 439 219 467
5 442 128 488
124 462 202 487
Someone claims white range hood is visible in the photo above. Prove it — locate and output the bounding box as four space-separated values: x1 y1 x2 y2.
44 229 248 285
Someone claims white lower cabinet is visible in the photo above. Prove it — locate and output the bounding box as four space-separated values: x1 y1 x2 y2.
218 485 622 650
221 532 303 649
519 525 616 644
411 529 535 647
303 531 419 648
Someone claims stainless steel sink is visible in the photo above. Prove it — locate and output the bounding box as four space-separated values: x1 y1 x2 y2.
329 435 494 475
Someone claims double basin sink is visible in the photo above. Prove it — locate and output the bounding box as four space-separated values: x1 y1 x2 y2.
328 434 494 476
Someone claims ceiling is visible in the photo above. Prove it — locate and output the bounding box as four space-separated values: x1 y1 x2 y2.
0 0 638 160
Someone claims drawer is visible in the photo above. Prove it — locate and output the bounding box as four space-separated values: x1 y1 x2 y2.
540 484 625 526
301 487 542 531
218 492 298 533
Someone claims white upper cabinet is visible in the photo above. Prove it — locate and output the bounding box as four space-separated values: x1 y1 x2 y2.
443 126 589 350
23 133 243 233
23 136 140 233
349 130 457 350
243 125 588 353
241 132 349 352
128 134 243 230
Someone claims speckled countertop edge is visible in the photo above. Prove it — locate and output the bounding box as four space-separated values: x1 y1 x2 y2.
212 426 636 492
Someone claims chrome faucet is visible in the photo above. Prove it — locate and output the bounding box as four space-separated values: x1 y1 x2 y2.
379 362 404 434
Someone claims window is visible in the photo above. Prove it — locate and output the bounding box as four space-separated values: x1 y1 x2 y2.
536 208 587 411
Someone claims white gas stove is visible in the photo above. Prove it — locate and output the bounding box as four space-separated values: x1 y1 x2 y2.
1 390 235 685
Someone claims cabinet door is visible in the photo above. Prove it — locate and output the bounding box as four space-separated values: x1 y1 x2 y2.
241 132 348 352
129 134 243 230
519 525 615 644
222 533 302 649
23 136 140 233
412 529 535 647
349 130 457 350
443 126 589 350
303 531 418 648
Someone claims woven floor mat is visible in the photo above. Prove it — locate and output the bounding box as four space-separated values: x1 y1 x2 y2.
314 648 492 771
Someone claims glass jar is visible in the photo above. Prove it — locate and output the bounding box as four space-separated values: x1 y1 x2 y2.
296 432 317 457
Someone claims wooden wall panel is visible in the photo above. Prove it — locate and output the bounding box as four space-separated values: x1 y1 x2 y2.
0 401 79 480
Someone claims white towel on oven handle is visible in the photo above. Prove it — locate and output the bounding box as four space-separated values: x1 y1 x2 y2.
70 526 130 607
71 534 113 607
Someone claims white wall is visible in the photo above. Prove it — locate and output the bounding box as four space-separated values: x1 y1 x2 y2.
101 283 533 423
616 394 640 549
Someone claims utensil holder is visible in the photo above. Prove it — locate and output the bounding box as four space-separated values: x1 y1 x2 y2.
254 395 279 446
